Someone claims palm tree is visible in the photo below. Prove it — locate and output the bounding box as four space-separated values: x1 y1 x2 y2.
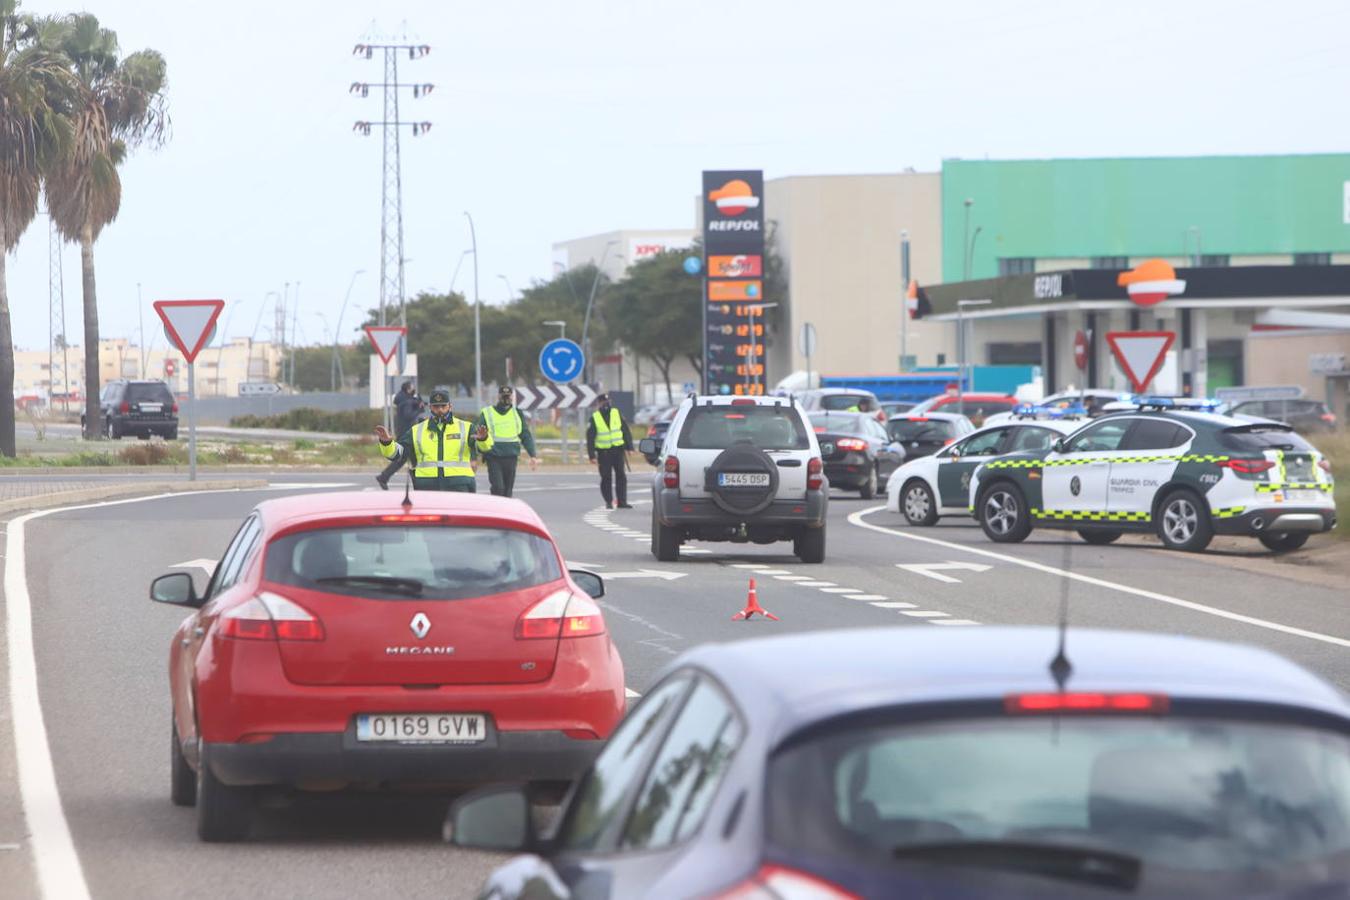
40 13 166 439
0 0 73 456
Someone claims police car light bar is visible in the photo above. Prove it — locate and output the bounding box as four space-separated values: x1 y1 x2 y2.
1131 395 1224 412
1012 403 1087 420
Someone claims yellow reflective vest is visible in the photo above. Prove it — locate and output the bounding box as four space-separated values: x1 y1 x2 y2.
380 417 491 479
592 408 624 449
484 405 523 443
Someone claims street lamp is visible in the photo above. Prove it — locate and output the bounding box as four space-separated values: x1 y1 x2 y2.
334 268 365 393
956 299 993 415
962 198 974 280
745 302 779 393
464 211 481 405
581 239 619 385
542 320 566 339
497 274 515 304
450 249 472 294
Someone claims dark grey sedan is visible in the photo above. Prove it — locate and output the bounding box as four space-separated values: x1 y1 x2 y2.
447 627 1350 898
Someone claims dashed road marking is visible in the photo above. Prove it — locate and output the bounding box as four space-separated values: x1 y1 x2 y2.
932 619 981 626
795 580 836 587
774 575 812 581
900 610 949 618
850 594 889 601
871 601 918 609
820 587 862 594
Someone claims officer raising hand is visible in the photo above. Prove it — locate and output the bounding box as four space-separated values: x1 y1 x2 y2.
374 390 492 493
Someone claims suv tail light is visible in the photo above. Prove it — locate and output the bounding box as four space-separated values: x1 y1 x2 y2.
807 457 823 490
1005 692 1169 714
219 592 325 641
1221 458 1274 475
717 864 858 899
172 402 180 413
731 398 757 406
664 455 679 489
835 438 867 452
516 589 606 640
118 401 130 413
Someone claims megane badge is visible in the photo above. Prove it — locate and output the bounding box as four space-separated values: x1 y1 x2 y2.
410 612 431 639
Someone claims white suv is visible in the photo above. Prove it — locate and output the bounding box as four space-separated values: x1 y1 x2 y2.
639 395 828 563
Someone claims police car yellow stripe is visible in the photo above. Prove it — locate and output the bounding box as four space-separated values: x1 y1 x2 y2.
1254 483 1332 493
1031 508 1151 522
984 453 1229 470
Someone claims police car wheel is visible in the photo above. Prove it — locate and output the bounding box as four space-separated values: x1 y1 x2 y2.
1258 532 1310 554
1156 490 1213 552
902 480 939 527
1077 529 1122 545
979 483 1031 543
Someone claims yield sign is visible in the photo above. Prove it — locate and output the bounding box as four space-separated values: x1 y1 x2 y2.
1105 331 1176 393
365 325 407 364
153 300 224 364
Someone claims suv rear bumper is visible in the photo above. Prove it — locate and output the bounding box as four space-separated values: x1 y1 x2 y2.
654 489 828 528
1213 507 1337 536
205 727 598 788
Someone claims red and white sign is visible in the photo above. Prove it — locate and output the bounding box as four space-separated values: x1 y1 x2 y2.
1116 259 1186 307
1106 331 1176 393
365 325 407 364
153 300 224 364
1073 330 1090 371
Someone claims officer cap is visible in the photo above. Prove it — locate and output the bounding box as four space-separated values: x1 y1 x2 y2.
499 385 513 397
429 390 451 404
596 392 610 404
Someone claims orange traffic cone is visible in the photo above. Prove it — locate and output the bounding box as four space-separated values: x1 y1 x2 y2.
732 578 779 621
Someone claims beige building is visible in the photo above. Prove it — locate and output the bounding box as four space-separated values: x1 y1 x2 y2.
552 228 697 282
13 337 282 405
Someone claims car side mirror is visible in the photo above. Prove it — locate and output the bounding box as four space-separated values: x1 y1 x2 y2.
1052 438 1067 454
444 785 534 851
568 569 605 600
150 572 199 608
638 438 657 456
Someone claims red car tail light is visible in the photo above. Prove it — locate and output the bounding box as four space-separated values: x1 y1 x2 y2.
717 864 859 899
1322 413 1337 424
663 455 679 489
1221 458 1274 474
835 438 867 452
1005 692 1169 714
806 457 823 490
219 592 325 642
516 589 606 640
118 401 130 413
1319 458 1333 474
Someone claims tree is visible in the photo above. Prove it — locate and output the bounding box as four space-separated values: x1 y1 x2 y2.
0 1 73 456
40 13 167 439
601 251 700 392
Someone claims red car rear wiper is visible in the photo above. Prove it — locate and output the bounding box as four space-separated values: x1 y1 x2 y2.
315 575 424 596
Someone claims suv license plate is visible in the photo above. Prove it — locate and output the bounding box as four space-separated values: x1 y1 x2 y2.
719 472 770 487
356 713 487 743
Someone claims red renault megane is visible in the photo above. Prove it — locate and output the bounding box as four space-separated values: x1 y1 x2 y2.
150 490 626 841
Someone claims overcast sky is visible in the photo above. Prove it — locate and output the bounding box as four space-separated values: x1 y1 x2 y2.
9 0 1350 352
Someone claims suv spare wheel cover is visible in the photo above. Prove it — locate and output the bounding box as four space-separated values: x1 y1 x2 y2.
706 442 780 516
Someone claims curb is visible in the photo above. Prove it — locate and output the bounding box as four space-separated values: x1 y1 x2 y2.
0 479 271 516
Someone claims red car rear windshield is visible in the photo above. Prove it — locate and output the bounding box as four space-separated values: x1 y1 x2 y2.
264 525 562 600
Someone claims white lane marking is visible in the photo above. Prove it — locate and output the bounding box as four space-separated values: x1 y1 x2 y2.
820 587 862 594
683 548 712 555
932 619 982 626
565 561 606 569
900 610 949 618
774 575 812 581
6 488 255 900
849 506 1350 649
850 594 889 601
625 688 642 699
264 482 358 490
169 557 216 573
795 580 836 587
871 601 918 609
896 562 992 584
753 569 794 575
605 570 687 581
732 564 768 570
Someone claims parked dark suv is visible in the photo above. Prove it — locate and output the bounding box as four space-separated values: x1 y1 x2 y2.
87 380 179 439
1228 398 1338 434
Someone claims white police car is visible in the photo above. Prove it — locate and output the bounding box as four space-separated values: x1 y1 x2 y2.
887 406 1087 526
969 398 1338 553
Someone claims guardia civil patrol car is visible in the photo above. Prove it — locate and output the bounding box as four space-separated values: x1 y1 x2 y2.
887 406 1086 525
968 398 1338 553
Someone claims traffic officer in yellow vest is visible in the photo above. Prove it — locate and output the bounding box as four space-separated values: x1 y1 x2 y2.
475 386 539 498
373 390 492 492
585 393 633 509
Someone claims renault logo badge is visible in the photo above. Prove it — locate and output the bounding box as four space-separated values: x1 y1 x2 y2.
410 612 431 639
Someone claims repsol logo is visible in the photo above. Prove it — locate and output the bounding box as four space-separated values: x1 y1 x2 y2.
708 220 761 232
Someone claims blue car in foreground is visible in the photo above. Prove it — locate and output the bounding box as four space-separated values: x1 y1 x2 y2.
448 627 1350 898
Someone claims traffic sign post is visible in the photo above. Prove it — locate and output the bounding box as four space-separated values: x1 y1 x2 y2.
366 326 408 431
539 338 585 384
153 300 226 482
1105 331 1176 394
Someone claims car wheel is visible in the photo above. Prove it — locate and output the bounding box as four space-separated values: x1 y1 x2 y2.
794 525 826 563
166 429 179 441
1259 532 1310 553
1077 529 1122 545
901 479 939 527
651 509 680 562
105 417 119 439
196 744 253 842
859 464 877 500
1155 489 1213 552
171 719 197 807
979 483 1031 543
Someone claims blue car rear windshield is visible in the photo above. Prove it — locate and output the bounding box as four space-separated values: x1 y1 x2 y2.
768 716 1350 894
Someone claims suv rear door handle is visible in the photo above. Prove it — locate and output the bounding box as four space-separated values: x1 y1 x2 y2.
775 459 802 467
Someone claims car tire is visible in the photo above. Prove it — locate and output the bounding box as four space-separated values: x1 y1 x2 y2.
978 483 1032 543
901 479 939 527
196 744 253 842
705 443 779 516
795 525 826 563
166 429 179 441
651 509 680 562
171 719 197 807
106 417 120 440
1155 489 1213 552
859 464 878 500
1077 529 1122 545
1259 532 1310 553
